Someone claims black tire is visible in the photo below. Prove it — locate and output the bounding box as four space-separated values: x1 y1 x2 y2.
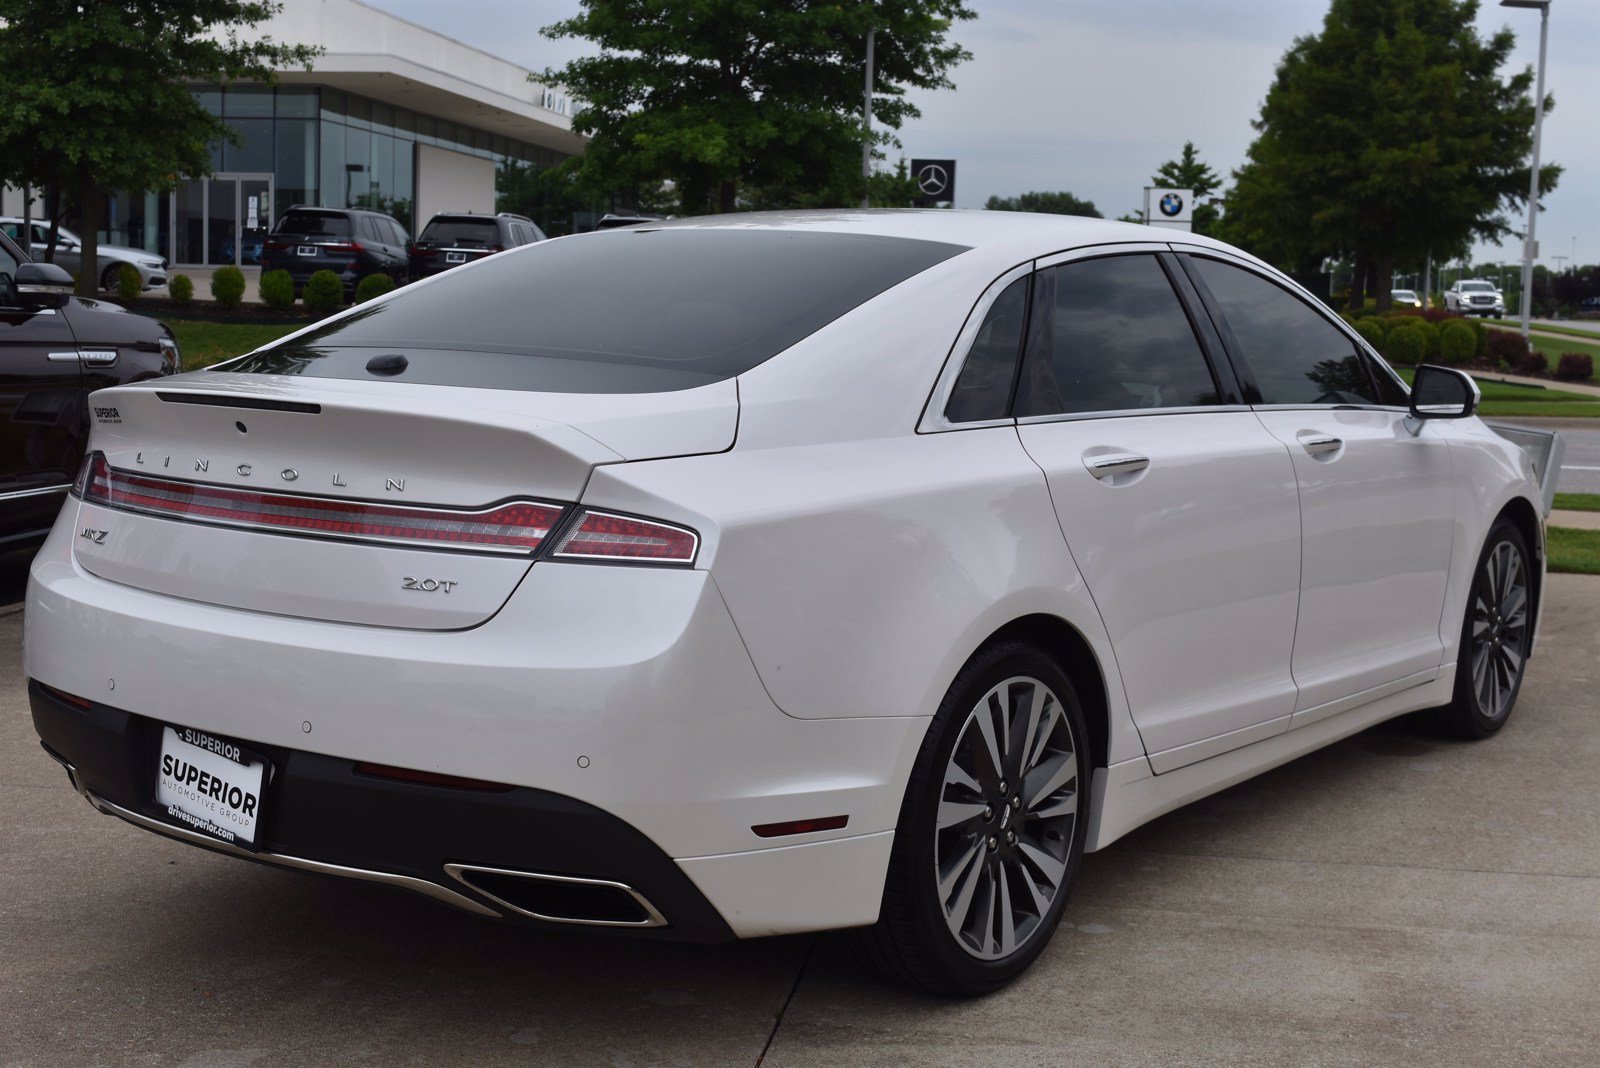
1437 518 1533 740
100 264 122 292
849 639 1090 996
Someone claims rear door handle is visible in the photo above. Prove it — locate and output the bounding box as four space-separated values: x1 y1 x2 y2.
1085 454 1150 478
1301 436 1343 455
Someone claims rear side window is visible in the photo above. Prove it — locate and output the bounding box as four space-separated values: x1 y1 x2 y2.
422 218 499 246
386 219 408 245
1018 254 1221 417
944 276 1028 423
230 229 968 394
277 210 350 237
1189 258 1377 406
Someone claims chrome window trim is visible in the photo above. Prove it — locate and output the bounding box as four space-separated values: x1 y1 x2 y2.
1168 242 1410 401
1034 241 1173 271
917 260 1034 434
1016 404 1252 427
0 483 71 502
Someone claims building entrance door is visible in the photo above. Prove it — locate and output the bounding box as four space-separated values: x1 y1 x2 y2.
170 173 273 267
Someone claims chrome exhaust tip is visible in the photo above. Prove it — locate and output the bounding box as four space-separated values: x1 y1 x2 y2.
443 863 667 928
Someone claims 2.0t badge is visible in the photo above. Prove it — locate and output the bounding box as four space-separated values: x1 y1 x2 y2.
401 577 457 593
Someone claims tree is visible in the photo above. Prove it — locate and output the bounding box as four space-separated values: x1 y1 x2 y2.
0 1 318 296
1151 142 1222 235
1217 0 1559 312
539 1 974 215
984 191 1102 218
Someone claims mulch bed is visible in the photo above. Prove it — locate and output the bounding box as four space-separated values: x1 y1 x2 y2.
119 298 310 325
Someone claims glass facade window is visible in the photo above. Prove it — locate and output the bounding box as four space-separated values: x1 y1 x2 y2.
223 85 274 117
274 119 317 219
223 118 275 173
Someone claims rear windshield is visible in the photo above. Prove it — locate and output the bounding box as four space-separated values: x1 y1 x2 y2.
230 228 968 393
276 210 350 237
420 218 499 245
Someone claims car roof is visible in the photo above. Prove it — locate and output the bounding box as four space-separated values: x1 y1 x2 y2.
641 209 1256 271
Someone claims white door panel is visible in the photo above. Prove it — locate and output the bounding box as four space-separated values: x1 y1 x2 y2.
1253 408 1456 709
1018 411 1302 760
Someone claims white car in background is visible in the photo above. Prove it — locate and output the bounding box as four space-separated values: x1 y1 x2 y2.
1391 288 1422 307
26 212 1545 995
0 217 168 292
1445 278 1506 318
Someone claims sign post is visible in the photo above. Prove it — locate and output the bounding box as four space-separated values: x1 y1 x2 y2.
911 159 956 206
1143 187 1194 231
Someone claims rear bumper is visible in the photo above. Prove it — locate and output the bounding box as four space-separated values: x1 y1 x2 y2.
24 516 921 938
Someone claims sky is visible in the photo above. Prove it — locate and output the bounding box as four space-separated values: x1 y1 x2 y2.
367 0 1600 269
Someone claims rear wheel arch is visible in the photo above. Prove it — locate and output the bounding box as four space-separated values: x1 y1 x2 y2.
1495 496 1542 643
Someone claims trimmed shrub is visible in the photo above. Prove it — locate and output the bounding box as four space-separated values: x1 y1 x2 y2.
1384 323 1428 365
211 265 246 309
1438 320 1477 365
259 269 295 312
355 273 395 304
169 274 194 305
1512 349 1549 377
115 263 142 303
303 269 345 316
1352 316 1386 351
1556 353 1595 381
1483 329 1529 369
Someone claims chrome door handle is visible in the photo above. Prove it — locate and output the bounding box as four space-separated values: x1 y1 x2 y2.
1301 436 1343 455
1085 454 1150 477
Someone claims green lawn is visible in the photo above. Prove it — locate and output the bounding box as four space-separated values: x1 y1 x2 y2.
1484 324 1600 379
1396 368 1600 418
1526 322 1600 342
1554 493 1600 513
1547 527 1600 575
159 318 303 371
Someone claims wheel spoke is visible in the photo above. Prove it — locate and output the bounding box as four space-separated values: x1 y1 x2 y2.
1500 548 1522 605
1024 752 1077 811
1016 857 1052 918
973 695 1006 787
941 837 985 921
1030 791 1078 821
938 799 988 830
974 865 999 955
1018 840 1066 891
944 761 981 794
1009 682 1046 780
996 863 1017 957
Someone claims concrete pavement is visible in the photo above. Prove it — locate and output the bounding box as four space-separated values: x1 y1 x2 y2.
2 577 1598 1066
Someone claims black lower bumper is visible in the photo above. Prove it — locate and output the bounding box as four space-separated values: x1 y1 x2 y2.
29 680 733 942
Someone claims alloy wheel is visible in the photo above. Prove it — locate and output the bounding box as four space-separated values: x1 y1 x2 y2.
933 675 1080 960
1470 539 1530 720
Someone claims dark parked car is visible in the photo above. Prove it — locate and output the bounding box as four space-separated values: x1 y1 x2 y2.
593 213 667 230
261 207 411 297
0 229 177 548
408 212 545 279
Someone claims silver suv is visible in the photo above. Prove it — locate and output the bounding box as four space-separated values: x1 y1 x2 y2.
0 218 168 292
1444 279 1506 318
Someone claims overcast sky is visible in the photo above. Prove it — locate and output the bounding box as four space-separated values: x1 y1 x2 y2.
368 0 1599 269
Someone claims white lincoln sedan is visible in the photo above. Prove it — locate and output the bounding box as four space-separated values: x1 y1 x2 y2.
26 212 1544 994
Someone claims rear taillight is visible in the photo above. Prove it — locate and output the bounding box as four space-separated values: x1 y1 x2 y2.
77 454 563 555
324 240 364 254
551 509 699 565
412 246 437 258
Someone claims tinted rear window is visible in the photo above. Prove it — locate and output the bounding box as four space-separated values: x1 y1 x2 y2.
421 218 500 245
277 211 350 237
231 229 968 393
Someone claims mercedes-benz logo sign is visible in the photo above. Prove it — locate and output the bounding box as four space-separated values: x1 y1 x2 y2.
1159 192 1184 217
917 164 949 197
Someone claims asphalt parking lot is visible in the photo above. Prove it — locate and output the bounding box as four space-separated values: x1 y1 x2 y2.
2 576 1597 1067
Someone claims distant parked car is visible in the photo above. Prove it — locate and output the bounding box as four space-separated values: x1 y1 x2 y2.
261 206 410 298
593 213 667 230
1444 279 1506 318
409 212 545 280
0 227 176 548
1391 289 1422 308
0 218 168 293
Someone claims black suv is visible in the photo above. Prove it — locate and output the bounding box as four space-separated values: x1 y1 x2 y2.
408 212 545 279
261 207 412 297
0 229 177 548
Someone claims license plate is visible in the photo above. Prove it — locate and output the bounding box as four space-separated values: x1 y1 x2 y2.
446 251 467 263
297 245 317 257
156 726 267 849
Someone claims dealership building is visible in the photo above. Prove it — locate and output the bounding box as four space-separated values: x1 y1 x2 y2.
1 0 586 268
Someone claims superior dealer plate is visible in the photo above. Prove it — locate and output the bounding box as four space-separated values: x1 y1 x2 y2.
156 726 266 849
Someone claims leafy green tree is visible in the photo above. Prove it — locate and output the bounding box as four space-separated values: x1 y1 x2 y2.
1218 0 1559 311
984 191 1102 218
0 1 319 296
539 1 975 215
1151 142 1222 235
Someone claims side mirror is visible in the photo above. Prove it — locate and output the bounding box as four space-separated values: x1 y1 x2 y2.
12 261 74 310
1409 364 1479 421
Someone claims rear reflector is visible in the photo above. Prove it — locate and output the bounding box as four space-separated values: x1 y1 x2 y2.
751 815 849 839
40 684 94 711
77 453 562 555
354 762 516 793
551 509 699 565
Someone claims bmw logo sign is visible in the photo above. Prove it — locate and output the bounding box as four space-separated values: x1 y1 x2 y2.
1159 193 1184 218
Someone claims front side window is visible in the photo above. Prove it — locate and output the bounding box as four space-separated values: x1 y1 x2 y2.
944 276 1028 423
1189 257 1377 406
1018 254 1221 417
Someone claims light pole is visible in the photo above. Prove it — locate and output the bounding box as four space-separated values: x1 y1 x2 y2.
1501 0 1551 345
861 20 875 210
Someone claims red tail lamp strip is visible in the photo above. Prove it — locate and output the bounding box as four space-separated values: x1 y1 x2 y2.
78 454 561 554
551 509 699 565
354 761 516 793
751 815 849 839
